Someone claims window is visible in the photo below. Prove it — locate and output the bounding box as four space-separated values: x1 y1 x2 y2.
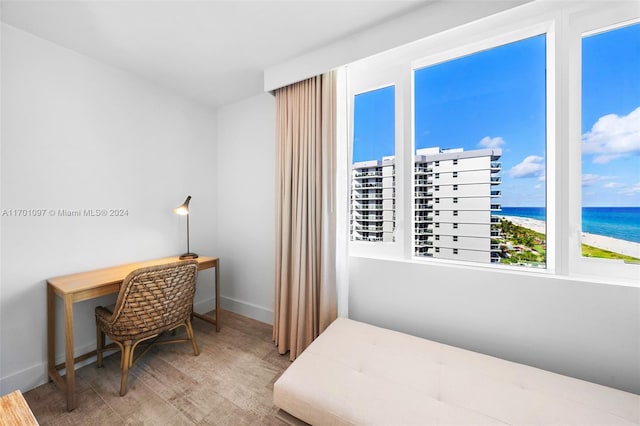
453 249 459 255
345 1 638 283
581 22 639 264
414 33 546 267
435 247 440 253
453 236 459 242
435 235 440 241
350 86 396 244
435 211 440 216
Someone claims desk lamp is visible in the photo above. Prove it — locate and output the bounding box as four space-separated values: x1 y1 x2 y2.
174 195 198 259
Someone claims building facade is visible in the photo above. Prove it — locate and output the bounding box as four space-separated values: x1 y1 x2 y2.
351 147 502 264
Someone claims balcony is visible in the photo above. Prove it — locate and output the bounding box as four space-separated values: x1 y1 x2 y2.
415 228 433 235
352 193 383 200
415 215 433 223
491 176 501 184
414 166 433 174
491 190 501 197
415 191 433 198
415 204 433 210
491 231 501 237
491 204 502 211
414 179 433 186
414 241 433 247
491 217 501 223
353 235 384 242
354 170 383 178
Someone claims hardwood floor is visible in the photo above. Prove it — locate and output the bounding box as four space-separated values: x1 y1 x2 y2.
23 310 292 425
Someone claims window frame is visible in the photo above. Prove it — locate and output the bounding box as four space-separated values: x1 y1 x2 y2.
344 1 639 285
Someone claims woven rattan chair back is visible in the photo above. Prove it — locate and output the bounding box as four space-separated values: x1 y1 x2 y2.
95 260 200 396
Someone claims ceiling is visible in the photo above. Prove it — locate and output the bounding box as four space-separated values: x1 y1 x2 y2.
1 0 433 109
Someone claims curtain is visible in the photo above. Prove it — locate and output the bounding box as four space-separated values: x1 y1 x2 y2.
274 71 337 361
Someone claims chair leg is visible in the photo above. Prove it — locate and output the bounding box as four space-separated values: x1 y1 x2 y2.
185 320 199 356
120 342 133 396
96 326 104 368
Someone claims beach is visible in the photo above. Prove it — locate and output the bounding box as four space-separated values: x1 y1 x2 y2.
499 215 640 259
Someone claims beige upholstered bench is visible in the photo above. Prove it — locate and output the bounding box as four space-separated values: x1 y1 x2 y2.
274 317 639 425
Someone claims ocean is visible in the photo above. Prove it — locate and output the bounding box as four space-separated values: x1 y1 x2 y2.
499 207 640 244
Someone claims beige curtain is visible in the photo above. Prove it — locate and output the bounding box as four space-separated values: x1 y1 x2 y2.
274 71 337 361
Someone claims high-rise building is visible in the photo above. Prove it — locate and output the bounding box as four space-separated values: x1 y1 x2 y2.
351 147 502 264
350 156 396 242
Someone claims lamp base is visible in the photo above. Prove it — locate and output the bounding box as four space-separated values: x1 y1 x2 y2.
179 253 199 260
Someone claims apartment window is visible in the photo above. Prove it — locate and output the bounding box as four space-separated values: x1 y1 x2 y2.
453 236 459 242
453 249 459 255
350 85 396 244
580 22 639 265
435 247 440 253
453 210 458 216
435 235 440 241
435 223 440 228
346 2 637 282
435 211 440 216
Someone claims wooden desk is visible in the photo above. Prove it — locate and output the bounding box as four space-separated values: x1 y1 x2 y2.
0 390 39 425
47 256 219 411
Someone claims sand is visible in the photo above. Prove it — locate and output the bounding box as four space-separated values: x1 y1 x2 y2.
499 215 640 259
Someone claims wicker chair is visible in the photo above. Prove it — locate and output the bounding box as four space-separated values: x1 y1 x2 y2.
95 260 200 396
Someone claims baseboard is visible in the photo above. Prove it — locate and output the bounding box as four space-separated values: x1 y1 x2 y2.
220 295 273 325
0 341 98 395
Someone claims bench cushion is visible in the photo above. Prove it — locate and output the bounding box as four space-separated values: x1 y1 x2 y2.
274 317 639 425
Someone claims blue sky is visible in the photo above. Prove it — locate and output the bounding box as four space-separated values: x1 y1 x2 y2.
353 24 639 208
581 23 640 207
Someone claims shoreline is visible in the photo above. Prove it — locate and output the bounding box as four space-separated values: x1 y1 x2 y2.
498 215 640 259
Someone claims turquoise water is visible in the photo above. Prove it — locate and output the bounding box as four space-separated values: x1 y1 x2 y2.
499 207 640 243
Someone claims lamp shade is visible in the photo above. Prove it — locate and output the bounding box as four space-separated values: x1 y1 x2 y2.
173 195 191 216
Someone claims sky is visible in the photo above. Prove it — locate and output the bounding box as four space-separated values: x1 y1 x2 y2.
353 23 639 208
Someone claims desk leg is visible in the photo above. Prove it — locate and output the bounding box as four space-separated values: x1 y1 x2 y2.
63 294 77 411
47 285 55 382
215 260 220 332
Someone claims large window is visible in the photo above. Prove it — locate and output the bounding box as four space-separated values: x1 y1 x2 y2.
413 35 546 268
581 22 640 265
345 1 639 283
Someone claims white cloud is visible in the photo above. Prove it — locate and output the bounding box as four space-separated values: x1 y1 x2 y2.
478 136 506 148
603 182 624 189
509 155 545 178
582 106 640 164
621 182 640 196
581 174 618 186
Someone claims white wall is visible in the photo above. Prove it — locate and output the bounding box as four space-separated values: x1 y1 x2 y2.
0 23 218 393
216 93 276 324
349 256 640 394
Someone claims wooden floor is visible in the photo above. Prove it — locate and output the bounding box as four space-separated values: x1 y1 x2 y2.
23 310 292 425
